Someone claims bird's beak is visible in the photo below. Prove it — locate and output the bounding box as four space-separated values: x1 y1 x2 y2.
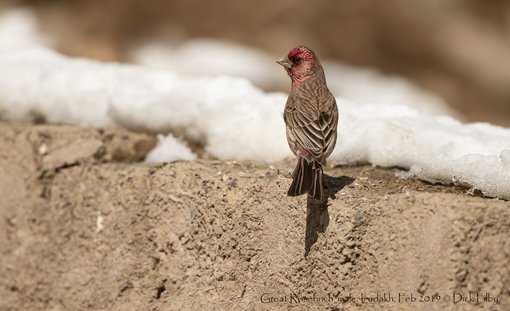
276 56 292 69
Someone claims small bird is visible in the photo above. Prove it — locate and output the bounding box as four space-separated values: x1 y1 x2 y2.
277 46 338 201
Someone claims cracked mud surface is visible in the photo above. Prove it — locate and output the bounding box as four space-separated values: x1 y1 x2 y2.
0 122 509 311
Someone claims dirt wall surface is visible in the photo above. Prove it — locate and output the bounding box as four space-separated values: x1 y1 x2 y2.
0 121 509 311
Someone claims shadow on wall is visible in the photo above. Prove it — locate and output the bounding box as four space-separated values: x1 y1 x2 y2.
305 174 354 257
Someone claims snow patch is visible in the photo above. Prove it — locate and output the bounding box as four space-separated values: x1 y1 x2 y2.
130 39 282 91
129 39 455 116
146 134 197 163
0 8 49 52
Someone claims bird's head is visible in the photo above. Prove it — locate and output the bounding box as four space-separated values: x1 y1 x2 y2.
276 45 322 85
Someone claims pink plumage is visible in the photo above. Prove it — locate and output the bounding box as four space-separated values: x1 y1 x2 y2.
277 46 339 201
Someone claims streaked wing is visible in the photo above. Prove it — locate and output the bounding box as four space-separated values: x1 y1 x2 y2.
322 99 338 159
285 95 338 162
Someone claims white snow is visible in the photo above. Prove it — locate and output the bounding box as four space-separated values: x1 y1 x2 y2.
129 39 455 117
0 8 509 199
130 39 282 91
146 134 197 163
0 8 49 52
322 61 456 116
0 48 289 162
334 101 510 199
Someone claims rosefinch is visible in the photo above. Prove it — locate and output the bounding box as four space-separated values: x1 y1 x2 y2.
277 46 339 201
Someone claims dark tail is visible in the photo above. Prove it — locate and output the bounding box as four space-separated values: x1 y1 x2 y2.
287 158 324 201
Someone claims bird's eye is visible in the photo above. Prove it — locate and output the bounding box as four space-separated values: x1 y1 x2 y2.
293 56 302 63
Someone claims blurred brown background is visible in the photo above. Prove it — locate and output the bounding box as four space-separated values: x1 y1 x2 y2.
3 0 510 126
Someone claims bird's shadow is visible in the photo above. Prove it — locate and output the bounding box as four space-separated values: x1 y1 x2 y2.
304 174 354 257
